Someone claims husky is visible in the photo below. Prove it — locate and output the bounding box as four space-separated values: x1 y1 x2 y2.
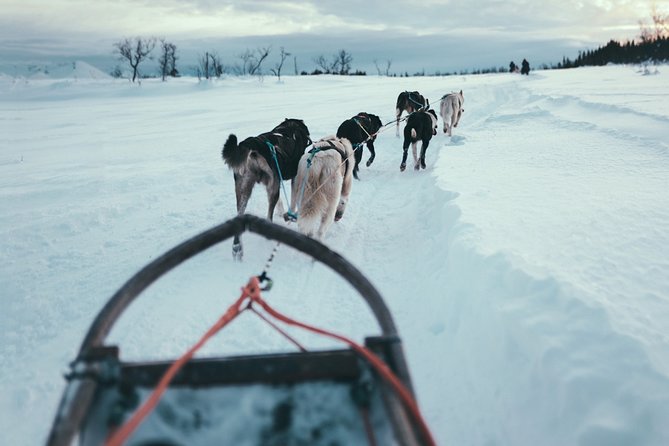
395 91 429 137
336 112 383 179
400 109 438 172
439 90 464 137
221 118 311 259
289 136 354 240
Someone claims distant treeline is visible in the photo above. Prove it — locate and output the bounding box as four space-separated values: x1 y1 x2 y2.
107 8 667 81
555 37 669 69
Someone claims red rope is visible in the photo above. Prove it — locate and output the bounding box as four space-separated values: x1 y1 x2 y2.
104 277 262 446
106 276 435 446
250 292 436 446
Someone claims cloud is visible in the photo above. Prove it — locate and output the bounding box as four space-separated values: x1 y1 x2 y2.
0 0 653 41
0 0 657 75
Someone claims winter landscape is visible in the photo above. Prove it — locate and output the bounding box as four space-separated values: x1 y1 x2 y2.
1 63 668 445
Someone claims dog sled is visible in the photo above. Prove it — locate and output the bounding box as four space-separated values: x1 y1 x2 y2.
46 214 435 446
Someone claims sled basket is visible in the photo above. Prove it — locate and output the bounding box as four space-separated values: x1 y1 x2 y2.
46 215 429 446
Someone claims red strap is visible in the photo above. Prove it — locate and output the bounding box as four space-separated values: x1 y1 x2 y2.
106 276 435 446
105 277 261 446
251 292 436 446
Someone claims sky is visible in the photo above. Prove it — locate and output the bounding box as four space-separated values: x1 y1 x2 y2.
1 64 668 445
0 1 665 74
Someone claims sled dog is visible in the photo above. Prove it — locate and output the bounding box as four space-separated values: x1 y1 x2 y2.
439 90 464 136
400 109 438 172
395 91 429 136
221 118 311 259
290 136 354 240
336 112 383 179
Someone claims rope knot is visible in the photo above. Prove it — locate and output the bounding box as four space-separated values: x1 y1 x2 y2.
243 276 263 299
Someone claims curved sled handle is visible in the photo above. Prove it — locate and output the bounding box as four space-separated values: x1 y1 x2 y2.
78 214 398 355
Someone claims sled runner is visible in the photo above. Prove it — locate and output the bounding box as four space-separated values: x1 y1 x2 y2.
46 214 434 446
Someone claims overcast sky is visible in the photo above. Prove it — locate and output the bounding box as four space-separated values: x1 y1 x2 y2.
0 0 662 74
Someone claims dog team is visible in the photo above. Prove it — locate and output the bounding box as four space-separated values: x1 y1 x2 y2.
221 89 464 258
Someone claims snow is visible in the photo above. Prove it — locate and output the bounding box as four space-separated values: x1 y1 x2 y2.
2 60 112 81
1 65 668 445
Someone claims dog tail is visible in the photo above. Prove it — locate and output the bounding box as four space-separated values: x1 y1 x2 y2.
395 93 404 110
221 134 249 168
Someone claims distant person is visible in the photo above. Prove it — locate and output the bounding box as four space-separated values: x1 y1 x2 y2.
509 61 518 73
521 59 530 75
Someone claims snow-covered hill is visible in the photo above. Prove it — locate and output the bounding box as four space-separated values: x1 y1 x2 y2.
1 60 111 80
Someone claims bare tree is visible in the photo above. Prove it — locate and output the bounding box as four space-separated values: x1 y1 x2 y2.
158 39 178 81
651 3 669 40
248 46 271 76
235 47 271 76
639 3 669 42
270 47 291 81
197 51 223 79
335 49 353 75
197 52 211 80
237 49 253 75
639 18 653 42
209 52 224 78
114 37 156 82
373 59 383 76
374 59 392 76
383 59 392 76
313 54 331 73
294 55 298 75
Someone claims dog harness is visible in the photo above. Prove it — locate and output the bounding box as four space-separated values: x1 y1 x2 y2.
353 117 372 140
404 91 427 111
441 92 462 108
308 140 350 179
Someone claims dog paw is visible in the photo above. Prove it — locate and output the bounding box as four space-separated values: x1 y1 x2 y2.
232 244 243 261
414 163 420 171
400 163 406 172
366 159 373 167
420 158 426 169
334 212 343 221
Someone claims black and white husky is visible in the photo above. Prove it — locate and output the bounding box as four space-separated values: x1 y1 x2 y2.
400 109 438 172
395 91 429 136
336 112 383 180
289 136 354 240
221 118 311 259
440 90 464 136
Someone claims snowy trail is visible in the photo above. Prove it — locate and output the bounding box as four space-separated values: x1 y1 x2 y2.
1 67 669 445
